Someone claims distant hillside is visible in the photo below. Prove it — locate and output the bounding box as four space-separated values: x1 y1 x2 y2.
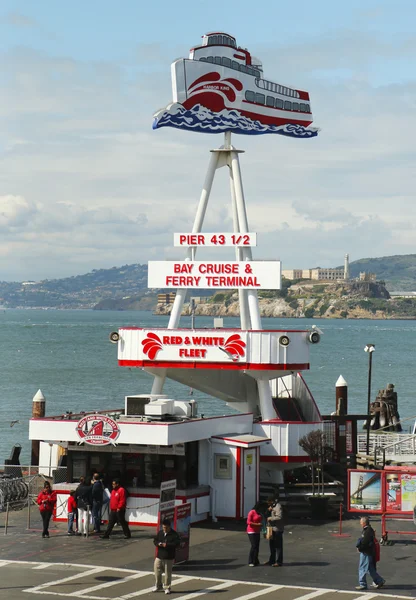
0 254 415 309
347 254 416 291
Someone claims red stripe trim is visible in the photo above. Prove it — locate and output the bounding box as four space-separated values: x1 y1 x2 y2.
260 456 311 463
120 360 309 371
236 447 242 519
119 327 309 333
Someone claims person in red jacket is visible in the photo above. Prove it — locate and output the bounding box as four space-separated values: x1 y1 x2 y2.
36 481 56 538
101 479 131 539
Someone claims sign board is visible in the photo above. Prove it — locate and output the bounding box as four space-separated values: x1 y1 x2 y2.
159 479 177 511
148 261 281 289
348 470 383 513
140 329 247 363
174 233 257 247
174 502 191 563
75 414 120 446
386 472 416 513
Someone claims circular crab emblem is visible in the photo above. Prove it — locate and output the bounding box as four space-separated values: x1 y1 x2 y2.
76 414 120 446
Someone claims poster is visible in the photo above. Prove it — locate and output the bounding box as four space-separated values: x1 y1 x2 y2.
401 475 416 512
159 479 176 511
386 473 401 511
174 502 191 564
348 470 383 513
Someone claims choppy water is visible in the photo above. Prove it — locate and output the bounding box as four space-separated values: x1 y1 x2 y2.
1 309 415 463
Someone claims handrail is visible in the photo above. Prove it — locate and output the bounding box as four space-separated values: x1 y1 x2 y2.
376 433 416 453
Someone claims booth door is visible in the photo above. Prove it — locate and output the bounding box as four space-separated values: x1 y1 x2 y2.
243 448 257 517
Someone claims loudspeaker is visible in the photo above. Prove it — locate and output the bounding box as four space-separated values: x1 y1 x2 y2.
279 335 290 347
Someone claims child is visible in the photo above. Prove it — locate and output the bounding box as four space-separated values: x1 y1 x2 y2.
67 491 77 535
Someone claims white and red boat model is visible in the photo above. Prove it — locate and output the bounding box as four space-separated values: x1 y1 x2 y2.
153 32 318 137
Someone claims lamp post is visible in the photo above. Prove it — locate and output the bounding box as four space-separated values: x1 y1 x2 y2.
364 344 375 455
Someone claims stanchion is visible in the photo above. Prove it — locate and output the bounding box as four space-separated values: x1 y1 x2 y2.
27 495 31 530
86 505 89 538
4 502 10 535
331 503 351 537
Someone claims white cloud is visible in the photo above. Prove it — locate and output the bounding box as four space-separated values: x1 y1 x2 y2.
0 29 415 281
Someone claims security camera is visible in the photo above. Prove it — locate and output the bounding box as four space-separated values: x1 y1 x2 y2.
109 331 120 344
279 335 290 347
308 331 320 344
311 324 324 336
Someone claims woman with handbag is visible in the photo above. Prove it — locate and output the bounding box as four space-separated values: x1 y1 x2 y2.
246 502 263 566
36 481 56 538
264 497 284 566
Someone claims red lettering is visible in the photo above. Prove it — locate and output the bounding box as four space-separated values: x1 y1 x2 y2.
179 235 186 244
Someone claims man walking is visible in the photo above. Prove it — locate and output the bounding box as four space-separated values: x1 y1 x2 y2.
264 496 284 567
91 473 104 534
101 479 131 539
356 516 385 590
153 518 180 595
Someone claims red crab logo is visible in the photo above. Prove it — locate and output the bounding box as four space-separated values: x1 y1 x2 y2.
219 334 246 362
142 332 163 359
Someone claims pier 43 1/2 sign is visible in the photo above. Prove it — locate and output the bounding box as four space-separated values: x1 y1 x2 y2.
148 261 281 289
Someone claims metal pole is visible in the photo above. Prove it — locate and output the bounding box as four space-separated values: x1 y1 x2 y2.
366 351 373 455
151 150 220 396
4 502 9 535
27 494 31 530
86 505 90 538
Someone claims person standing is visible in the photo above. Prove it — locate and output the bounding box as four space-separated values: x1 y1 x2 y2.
92 473 104 534
101 479 131 539
36 481 56 538
67 491 77 535
356 516 385 590
246 502 263 566
75 476 92 537
264 496 284 566
153 518 180 595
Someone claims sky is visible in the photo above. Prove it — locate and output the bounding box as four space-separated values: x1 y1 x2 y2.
0 0 415 281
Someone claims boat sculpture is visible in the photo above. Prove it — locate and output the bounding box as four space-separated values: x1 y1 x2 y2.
153 32 319 138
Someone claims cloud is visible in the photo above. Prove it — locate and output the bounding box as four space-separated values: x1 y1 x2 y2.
0 29 415 281
1 11 38 28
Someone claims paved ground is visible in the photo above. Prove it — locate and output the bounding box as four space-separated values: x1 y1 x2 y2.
1 508 416 599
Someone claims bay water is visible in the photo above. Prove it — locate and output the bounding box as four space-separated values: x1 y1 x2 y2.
1 309 415 464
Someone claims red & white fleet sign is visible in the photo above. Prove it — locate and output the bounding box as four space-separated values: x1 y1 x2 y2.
148 261 281 289
140 329 248 362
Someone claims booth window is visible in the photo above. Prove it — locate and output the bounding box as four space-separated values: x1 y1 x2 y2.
214 453 232 479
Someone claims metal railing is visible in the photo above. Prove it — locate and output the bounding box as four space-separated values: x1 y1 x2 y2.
357 433 416 457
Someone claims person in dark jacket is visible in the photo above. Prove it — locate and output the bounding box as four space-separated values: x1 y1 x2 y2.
264 496 284 566
36 481 56 538
356 516 385 590
75 476 92 536
101 479 131 539
153 519 180 594
91 473 104 533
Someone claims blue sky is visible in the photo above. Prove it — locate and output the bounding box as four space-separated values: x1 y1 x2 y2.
0 1 415 280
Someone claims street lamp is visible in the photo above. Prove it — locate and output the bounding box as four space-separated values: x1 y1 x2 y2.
364 344 375 455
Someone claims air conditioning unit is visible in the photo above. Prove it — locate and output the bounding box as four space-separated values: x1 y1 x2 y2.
173 400 198 418
144 399 175 418
125 394 168 416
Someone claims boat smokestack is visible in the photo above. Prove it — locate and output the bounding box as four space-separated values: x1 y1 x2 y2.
31 389 45 466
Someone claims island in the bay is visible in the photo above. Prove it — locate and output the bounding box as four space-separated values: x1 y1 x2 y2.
1 254 416 319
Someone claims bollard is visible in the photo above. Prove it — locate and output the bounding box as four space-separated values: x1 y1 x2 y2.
27 495 31 530
331 503 351 538
4 502 10 535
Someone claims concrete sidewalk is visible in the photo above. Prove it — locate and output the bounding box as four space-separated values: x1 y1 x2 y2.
1 508 415 597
